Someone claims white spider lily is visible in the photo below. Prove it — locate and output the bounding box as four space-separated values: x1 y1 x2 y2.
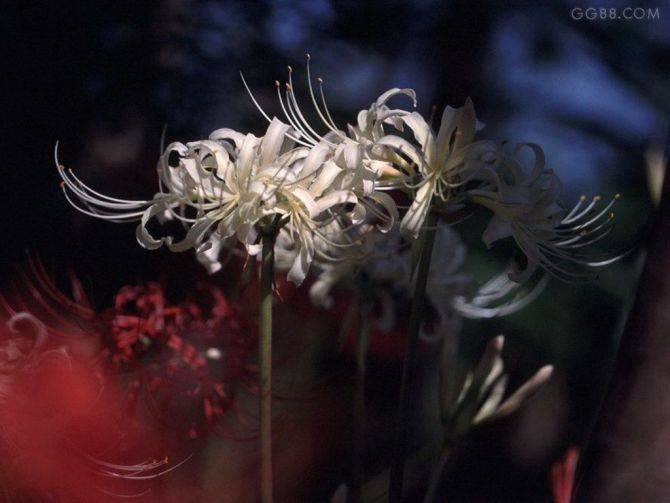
241 57 411 216
468 143 621 282
373 98 498 237
58 118 367 285
307 222 381 309
423 226 547 340
453 270 549 319
309 225 543 333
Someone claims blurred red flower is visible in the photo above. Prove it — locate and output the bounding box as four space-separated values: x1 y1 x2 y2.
0 312 174 501
1 259 258 440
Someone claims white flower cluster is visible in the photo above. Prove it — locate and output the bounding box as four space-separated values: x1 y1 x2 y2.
58 58 619 290
309 225 549 341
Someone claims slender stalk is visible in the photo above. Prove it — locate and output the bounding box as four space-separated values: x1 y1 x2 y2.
423 437 454 503
352 302 370 503
259 229 277 503
390 212 438 503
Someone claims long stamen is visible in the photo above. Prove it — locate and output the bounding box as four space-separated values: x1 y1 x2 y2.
61 172 149 211
240 72 273 124
56 143 151 209
535 236 612 266
562 195 587 222
156 174 199 224
561 195 600 225
284 83 320 145
305 54 347 140
65 169 150 207
286 66 334 146
60 185 146 221
239 72 310 147
275 80 316 146
555 215 614 244
565 195 619 231
560 226 614 249
318 78 341 133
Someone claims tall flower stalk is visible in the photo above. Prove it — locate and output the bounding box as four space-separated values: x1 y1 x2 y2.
352 300 370 503
389 211 437 503
259 220 279 503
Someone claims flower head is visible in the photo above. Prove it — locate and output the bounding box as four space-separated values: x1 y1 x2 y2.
58 115 367 285
106 281 257 439
468 143 621 282
367 97 498 237
57 59 622 288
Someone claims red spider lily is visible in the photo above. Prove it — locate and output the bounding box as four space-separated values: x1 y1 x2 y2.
0 312 177 501
103 281 258 439
551 446 578 503
1 258 258 440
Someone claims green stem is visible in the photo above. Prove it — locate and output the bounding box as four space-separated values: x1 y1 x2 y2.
260 229 277 503
423 437 454 503
390 212 438 503
352 302 370 503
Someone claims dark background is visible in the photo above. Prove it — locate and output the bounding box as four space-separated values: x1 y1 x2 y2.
2 0 668 501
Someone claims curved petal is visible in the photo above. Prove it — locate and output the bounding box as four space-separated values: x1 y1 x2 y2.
236 134 260 189
260 118 292 166
400 180 434 238
376 135 425 172
291 187 320 219
315 190 358 215
209 128 247 147
454 97 477 149
136 203 172 250
300 142 332 179
309 160 342 197
482 215 513 248
287 229 314 286
435 105 462 161
401 112 436 164
196 237 223 274
368 191 399 233
168 217 217 253
375 88 417 108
